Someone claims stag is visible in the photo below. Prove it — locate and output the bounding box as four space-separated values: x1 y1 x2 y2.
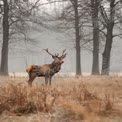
26 49 66 86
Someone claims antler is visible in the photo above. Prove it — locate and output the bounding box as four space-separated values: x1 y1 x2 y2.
43 48 54 56
62 49 66 55
60 49 67 59
43 48 66 59
54 53 59 57
43 48 58 59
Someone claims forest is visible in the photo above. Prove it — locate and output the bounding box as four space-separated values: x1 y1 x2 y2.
0 1 122 122
0 0 122 76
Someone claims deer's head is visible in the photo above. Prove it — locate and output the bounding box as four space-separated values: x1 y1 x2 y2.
43 48 66 71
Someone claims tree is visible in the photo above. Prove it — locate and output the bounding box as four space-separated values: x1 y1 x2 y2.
52 0 101 75
91 0 100 75
72 0 81 75
0 0 40 75
0 0 9 75
55 0 87 75
100 0 122 75
48 0 122 75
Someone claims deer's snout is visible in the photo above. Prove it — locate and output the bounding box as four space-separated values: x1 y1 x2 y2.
60 61 64 64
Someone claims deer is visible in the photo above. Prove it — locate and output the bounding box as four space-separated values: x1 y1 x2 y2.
26 49 66 86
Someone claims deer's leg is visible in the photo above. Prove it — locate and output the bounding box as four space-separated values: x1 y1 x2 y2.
28 73 36 87
45 76 49 86
49 76 52 86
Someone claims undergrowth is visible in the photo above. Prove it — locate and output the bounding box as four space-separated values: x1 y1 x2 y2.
0 76 119 122
0 83 57 114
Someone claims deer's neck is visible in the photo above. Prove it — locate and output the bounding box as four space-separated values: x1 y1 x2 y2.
50 62 55 68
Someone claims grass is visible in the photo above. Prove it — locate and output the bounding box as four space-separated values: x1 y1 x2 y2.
0 82 57 115
0 76 122 122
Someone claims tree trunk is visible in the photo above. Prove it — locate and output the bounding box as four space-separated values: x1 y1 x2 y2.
74 0 81 75
101 0 115 75
101 24 114 75
91 0 100 75
0 0 9 75
76 41 81 75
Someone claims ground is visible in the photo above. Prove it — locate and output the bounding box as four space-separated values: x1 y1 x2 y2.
0 75 122 122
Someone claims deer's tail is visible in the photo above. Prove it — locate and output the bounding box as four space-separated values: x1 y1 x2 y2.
26 65 32 73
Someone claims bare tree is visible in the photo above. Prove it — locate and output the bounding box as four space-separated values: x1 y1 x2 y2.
0 0 9 75
91 0 100 75
58 0 100 75
72 0 81 75
0 0 40 75
48 0 122 75
54 0 85 75
100 0 122 75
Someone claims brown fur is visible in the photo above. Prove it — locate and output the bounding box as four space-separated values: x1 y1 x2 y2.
26 65 32 73
26 49 66 86
26 63 61 86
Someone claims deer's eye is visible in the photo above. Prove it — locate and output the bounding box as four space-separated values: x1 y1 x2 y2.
61 61 64 64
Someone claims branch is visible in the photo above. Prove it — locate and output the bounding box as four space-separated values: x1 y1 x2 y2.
9 18 20 26
81 39 92 46
99 5 109 25
99 29 107 37
0 2 3 14
114 0 120 7
113 33 122 38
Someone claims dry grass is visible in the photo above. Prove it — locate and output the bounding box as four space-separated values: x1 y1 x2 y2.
0 76 122 122
0 82 57 115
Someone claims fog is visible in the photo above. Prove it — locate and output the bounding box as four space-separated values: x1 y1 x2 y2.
6 28 122 74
